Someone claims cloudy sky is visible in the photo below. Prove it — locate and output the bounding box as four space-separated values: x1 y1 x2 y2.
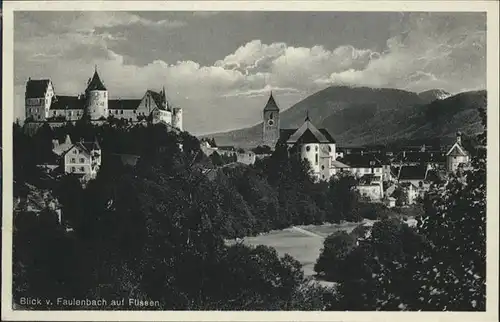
14 11 486 135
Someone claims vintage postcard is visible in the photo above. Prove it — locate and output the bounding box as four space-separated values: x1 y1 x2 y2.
1 1 499 321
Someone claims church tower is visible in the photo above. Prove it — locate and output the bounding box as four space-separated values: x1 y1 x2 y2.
85 66 108 120
262 91 280 148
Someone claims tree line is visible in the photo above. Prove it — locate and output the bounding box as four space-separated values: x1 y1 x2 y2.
11 105 486 310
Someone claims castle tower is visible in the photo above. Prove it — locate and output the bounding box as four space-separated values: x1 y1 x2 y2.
262 91 280 148
85 66 108 120
172 107 183 131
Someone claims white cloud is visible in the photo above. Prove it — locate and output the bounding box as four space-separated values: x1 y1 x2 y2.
13 12 486 134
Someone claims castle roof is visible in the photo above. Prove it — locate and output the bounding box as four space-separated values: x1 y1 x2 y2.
50 95 85 110
26 79 51 98
86 69 107 91
108 99 141 110
149 90 164 107
263 92 280 111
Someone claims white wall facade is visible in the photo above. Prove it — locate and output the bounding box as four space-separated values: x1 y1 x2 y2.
87 90 108 120
447 155 469 173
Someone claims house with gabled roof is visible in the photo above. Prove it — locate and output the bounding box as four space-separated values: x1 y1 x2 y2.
337 153 384 179
52 135 102 181
446 132 470 173
278 113 336 181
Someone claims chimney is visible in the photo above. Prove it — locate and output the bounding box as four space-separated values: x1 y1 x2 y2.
456 132 462 145
52 139 59 149
65 134 72 145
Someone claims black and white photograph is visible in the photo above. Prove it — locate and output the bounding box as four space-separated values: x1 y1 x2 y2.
1 1 499 321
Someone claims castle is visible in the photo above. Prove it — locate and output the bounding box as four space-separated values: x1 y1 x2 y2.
24 66 182 130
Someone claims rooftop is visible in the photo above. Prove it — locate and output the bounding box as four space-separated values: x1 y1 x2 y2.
263 92 280 111
85 68 107 91
26 79 50 98
338 154 383 168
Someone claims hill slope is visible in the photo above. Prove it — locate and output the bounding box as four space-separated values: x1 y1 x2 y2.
204 86 486 148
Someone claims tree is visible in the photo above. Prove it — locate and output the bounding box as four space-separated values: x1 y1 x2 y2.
314 231 357 281
328 173 361 222
210 151 223 166
413 105 487 310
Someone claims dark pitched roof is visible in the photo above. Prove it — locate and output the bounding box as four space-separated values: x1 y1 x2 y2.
109 99 141 110
338 154 383 168
446 142 468 156
279 129 296 142
26 79 50 98
263 92 280 111
147 90 165 110
394 151 446 163
319 129 336 143
337 147 366 154
50 95 85 110
398 165 428 181
86 70 107 91
81 140 101 152
279 127 335 144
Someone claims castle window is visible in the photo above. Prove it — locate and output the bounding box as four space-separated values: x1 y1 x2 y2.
71 167 75 172
321 165 325 170
121 110 123 114
80 167 85 172
328 146 332 152
306 146 311 152
71 158 76 163
270 113 273 120
79 158 84 163
315 153 318 165
315 146 318 152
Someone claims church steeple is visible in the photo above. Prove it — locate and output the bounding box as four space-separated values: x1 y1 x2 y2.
86 65 107 92
263 91 280 112
262 90 280 148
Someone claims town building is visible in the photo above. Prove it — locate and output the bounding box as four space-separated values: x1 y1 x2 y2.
356 173 384 202
336 153 384 179
446 132 470 173
52 135 102 181
25 67 182 130
278 114 336 181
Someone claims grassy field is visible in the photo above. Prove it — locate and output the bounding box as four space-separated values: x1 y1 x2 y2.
234 221 371 281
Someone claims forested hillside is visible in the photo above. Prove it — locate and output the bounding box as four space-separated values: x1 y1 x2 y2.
204 87 486 148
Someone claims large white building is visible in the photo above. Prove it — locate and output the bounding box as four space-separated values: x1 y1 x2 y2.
25 67 182 130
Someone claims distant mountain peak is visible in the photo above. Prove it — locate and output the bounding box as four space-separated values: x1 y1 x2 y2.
418 89 452 103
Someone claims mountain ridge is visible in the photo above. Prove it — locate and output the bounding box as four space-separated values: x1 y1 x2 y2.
202 86 486 148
